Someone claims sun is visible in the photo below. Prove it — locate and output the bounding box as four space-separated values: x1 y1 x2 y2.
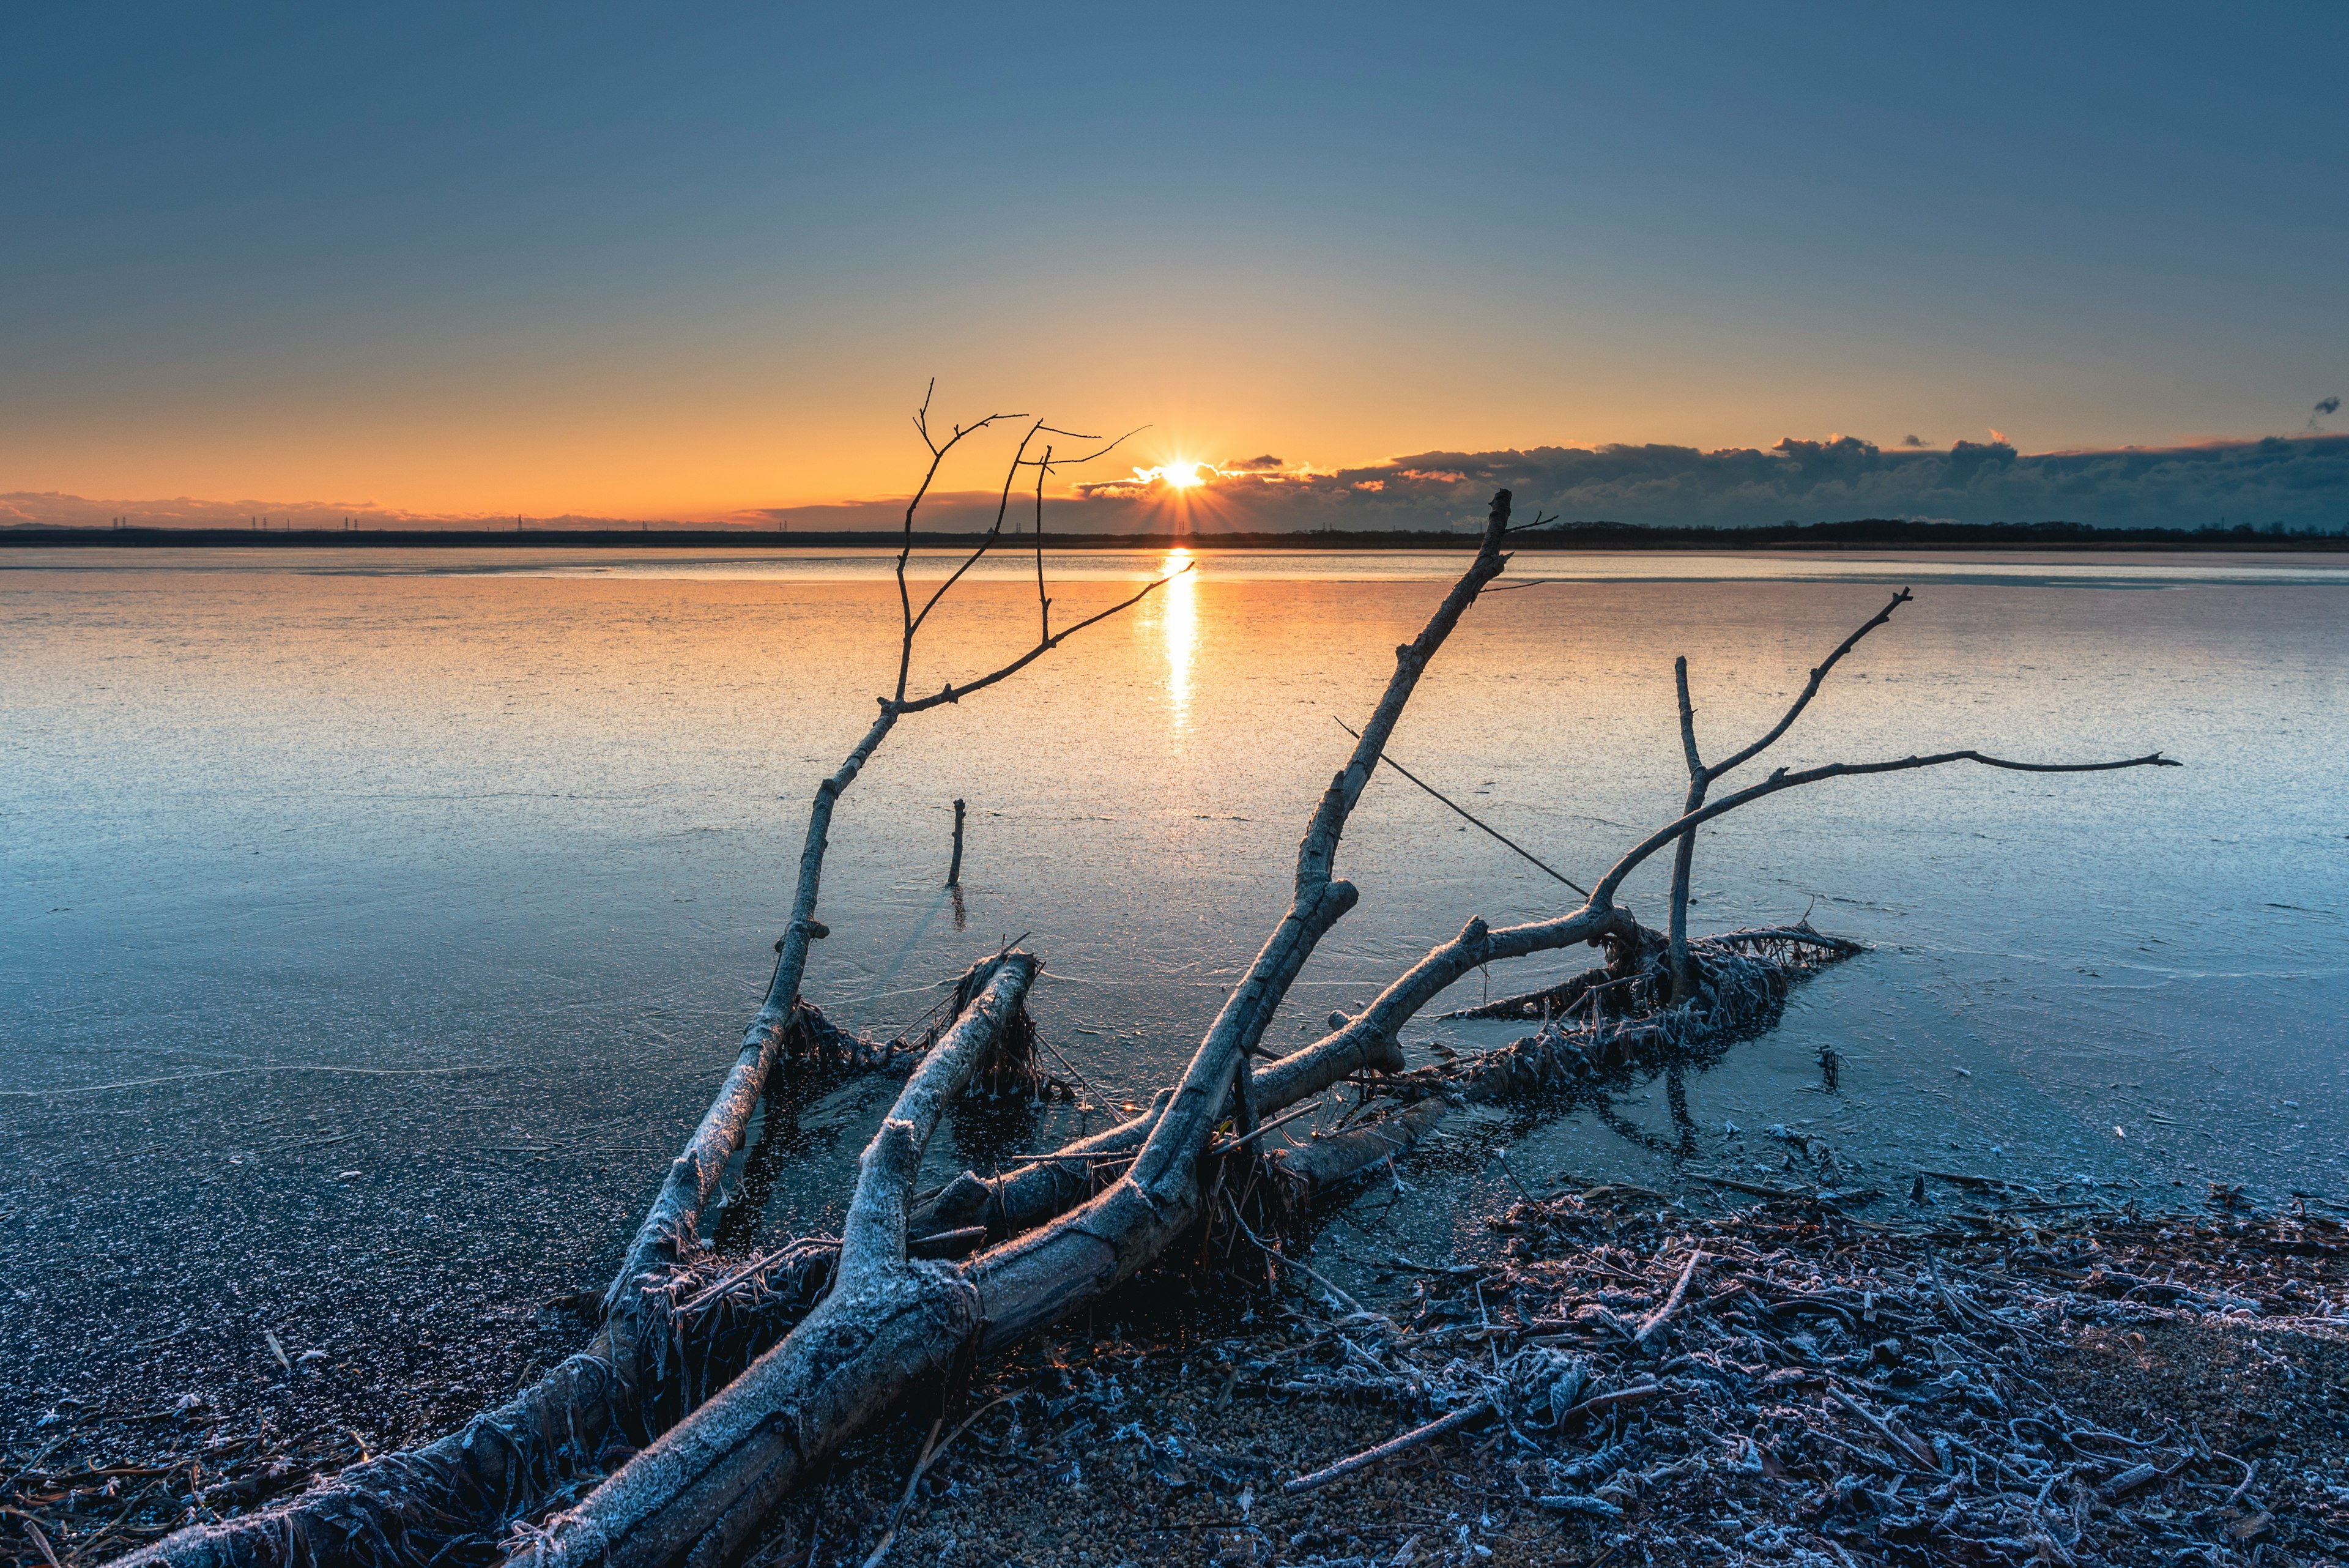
1159 459 1204 489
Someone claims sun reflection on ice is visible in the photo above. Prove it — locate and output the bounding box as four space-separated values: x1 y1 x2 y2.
1157 548 1196 726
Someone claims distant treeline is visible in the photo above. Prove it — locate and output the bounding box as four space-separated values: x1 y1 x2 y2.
7 518 2347 551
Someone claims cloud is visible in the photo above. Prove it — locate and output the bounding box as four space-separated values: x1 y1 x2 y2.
2310 395 2342 433
1227 454 1285 470
1901 434 1928 448
14 434 2349 535
1043 432 2349 532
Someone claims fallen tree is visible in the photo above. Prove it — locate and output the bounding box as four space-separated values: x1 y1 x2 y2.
493 499 2173 1568
115 414 2179 1568
115 392 1174 1568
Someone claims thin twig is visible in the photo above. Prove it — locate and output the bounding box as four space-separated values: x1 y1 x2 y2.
1033 444 1052 642
1493 1148 1537 1203
1828 1384 1942 1472
1282 1401 1492 1495
1634 1249 1707 1348
1333 718 1589 896
1225 1199 1367 1316
896 384 1022 703
859 1390 1022 1568
890 562 1193 715
1020 424 1145 468
1207 1098 1321 1157
1593 747 2180 904
905 420 1049 648
1709 589 1915 781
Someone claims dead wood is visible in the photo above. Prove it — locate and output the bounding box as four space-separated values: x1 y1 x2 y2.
1279 1401 1491 1495
106 427 2186 1568
498 491 1528 1568
111 390 1163 1568
493 489 2178 1568
1666 589 1911 999
1206 921 1862 1266
105 958 1037 1568
905 1006 1411 1251
1611 742 2178 937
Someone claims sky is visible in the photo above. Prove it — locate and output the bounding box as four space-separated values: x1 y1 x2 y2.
4 3 2345 530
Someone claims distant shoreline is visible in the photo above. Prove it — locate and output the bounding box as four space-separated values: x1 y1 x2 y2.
7 522 2347 553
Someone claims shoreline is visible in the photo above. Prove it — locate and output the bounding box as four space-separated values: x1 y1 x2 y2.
10 1192 2343 1568
8 526 2348 554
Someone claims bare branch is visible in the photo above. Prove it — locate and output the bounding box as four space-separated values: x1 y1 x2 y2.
1119 491 1517 1207
1284 1402 1491 1495
1266 904 1620 1097
906 420 1047 652
1668 656 1704 998
1033 444 1051 645
838 952 1038 1279
911 377 937 455
893 408 1150 705
1596 747 2180 906
1668 587 1910 998
1707 587 1913 781
888 560 1192 716
1674 656 1703 785
1334 716 1589 896
894 389 1023 702
1020 424 1147 468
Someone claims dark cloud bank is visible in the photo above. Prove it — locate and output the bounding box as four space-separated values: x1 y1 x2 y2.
774 433 2349 535
11 434 2349 535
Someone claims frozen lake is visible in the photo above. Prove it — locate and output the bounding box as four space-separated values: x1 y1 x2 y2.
2 544 2344 1435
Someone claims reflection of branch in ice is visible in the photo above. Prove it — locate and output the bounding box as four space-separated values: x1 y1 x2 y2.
1591 1091 1682 1158
1663 1064 1698 1157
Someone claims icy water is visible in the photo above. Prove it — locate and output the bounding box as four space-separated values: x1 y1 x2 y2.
2 546 2345 1429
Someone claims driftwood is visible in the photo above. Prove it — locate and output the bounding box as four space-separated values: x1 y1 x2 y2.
115 392 1174 1568
448 920 1856 1476
498 490 1526 1568
1665 588 1910 1000
1206 1192 2347 1561
111 415 2181 1568
493 495 2171 1568
1280 1401 1493 1496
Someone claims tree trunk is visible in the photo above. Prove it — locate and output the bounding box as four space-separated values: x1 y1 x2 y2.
503 492 1527 1568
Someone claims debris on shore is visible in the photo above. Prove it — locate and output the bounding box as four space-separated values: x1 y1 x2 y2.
777 1189 2349 1566
9 1189 2345 1567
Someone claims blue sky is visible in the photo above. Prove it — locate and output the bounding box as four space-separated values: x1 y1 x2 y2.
4 2 2343 524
